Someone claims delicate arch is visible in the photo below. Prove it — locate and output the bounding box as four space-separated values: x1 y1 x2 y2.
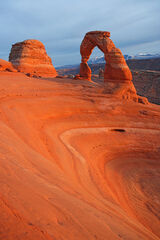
79 31 132 82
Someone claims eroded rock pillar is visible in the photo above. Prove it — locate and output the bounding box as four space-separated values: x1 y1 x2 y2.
79 34 96 81
104 46 132 82
80 62 91 80
9 39 57 78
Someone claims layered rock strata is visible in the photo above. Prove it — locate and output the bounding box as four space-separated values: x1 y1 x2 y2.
0 72 159 239
9 39 57 78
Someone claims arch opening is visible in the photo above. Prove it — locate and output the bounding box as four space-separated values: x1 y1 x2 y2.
88 47 105 82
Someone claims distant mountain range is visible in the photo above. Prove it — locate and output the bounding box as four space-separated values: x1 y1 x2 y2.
88 53 160 64
56 53 160 70
56 64 79 70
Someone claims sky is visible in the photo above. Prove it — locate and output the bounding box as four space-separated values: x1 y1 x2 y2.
0 0 160 66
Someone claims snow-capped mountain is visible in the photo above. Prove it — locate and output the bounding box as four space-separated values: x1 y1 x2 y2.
132 53 160 60
88 56 105 64
88 53 160 64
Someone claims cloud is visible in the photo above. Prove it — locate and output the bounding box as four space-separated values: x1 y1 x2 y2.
0 0 160 65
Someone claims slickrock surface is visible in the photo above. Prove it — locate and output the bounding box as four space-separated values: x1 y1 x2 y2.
9 39 57 78
59 64 160 105
79 31 132 82
0 59 17 72
0 71 160 240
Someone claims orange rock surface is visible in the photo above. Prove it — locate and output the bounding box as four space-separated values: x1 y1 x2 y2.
79 31 132 82
78 31 148 104
9 39 57 78
0 59 17 72
0 71 160 240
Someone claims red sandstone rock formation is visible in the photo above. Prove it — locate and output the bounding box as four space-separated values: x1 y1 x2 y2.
0 72 159 239
0 59 17 72
79 31 132 82
9 39 57 78
78 31 148 104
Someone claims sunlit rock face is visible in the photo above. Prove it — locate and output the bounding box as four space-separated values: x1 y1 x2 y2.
79 31 132 82
0 72 159 240
9 39 57 78
0 32 159 240
78 31 147 104
0 59 17 72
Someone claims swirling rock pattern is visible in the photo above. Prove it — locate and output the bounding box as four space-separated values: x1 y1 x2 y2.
0 72 160 240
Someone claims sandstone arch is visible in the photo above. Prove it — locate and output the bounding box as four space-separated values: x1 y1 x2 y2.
79 31 132 82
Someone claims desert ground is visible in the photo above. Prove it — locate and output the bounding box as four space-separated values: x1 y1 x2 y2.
0 71 160 239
